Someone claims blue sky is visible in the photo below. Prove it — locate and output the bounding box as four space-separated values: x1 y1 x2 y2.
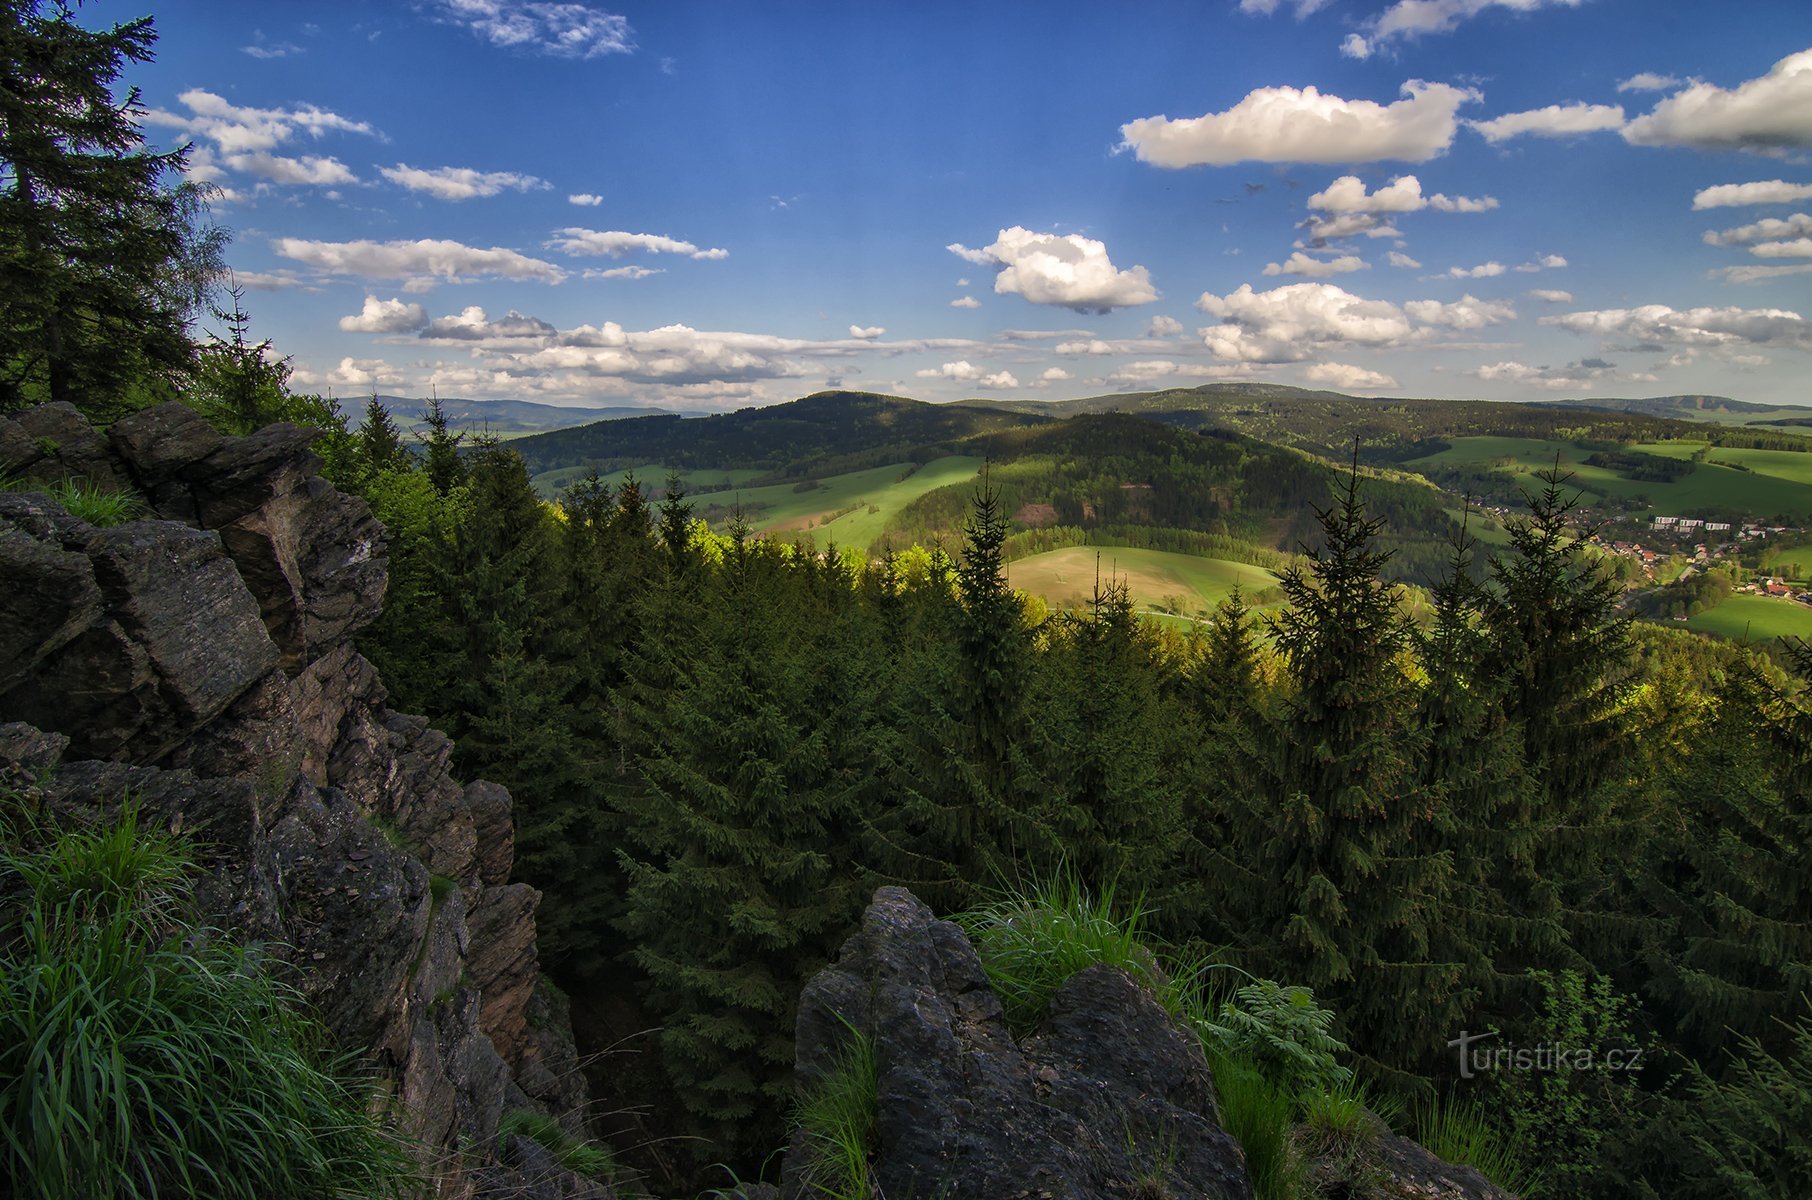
130 0 1812 410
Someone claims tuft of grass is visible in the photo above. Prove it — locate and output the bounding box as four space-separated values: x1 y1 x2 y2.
1206 1052 1310 1200
0 472 143 526
1414 1095 1543 1197
0 803 417 1200
497 1109 616 1180
793 1020 879 1200
957 874 1175 1033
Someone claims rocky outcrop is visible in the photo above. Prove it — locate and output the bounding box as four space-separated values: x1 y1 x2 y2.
786 886 1252 1200
787 888 1519 1200
0 403 607 1200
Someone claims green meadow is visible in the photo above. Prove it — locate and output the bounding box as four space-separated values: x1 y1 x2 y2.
1684 593 1812 642
1006 546 1280 618
531 462 764 499
1411 437 1812 520
693 456 985 550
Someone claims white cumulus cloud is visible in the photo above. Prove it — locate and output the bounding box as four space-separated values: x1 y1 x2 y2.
1542 303 1812 351
1305 362 1398 390
339 295 428 333
1751 239 1812 258
584 265 662 280
1529 288 1574 302
849 325 885 339
143 88 376 154
1309 174 1499 217
1618 72 1681 93
380 163 549 200
1703 213 1812 247
1119 80 1477 167
1345 0 1587 59
568 193 603 206
1147 315 1185 337
1264 252 1370 277
1714 264 1812 284
546 228 727 260
1693 180 1812 209
950 295 981 309
1405 294 1517 328
1195 282 1417 362
431 0 634 58
272 237 568 286
1473 360 1598 391
1623 49 1812 152
1388 251 1423 269
1447 261 1507 278
946 227 1158 312
227 151 358 186
1471 103 1626 143
1041 367 1073 382
916 361 983 381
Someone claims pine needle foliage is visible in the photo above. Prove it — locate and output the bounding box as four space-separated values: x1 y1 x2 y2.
1205 451 1465 1069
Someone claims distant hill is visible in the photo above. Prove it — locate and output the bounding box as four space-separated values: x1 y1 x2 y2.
980 382 1727 456
376 395 672 436
510 390 1053 477
976 381 1357 418
1531 395 1803 419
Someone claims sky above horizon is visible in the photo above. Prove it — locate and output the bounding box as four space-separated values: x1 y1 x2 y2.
127 0 1812 412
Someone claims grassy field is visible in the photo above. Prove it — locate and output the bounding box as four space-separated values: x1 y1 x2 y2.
695 456 985 550
1410 436 1812 520
1772 545 1812 575
530 462 763 499
1684 594 1812 642
1006 546 1281 618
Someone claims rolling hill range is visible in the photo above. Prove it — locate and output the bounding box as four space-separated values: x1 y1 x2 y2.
378 395 672 436
497 385 1812 610
510 390 1052 478
1529 394 1812 427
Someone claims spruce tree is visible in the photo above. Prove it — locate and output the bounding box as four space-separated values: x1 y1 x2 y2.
418 396 467 496
356 395 409 475
0 2 224 416
1040 565 1181 895
1418 515 1546 1005
1484 464 1637 975
867 477 1058 908
1485 464 1634 815
1206 456 1463 1071
613 534 867 1160
1644 657 1812 1063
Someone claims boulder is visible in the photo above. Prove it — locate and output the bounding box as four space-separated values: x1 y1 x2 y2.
0 495 104 694
6 401 126 490
0 517 281 760
786 886 1253 1200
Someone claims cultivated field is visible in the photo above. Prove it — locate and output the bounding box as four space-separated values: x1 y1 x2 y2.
699 456 985 550
1411 437 1812 520
1006 546 1281 618
530 463 763 499
1685 594 1812 642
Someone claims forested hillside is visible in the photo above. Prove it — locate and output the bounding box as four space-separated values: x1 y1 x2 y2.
5 5 1812 1198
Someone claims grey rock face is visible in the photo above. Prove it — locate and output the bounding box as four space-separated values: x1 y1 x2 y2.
2 401 128 490
0 403 593 1200
1361 1133 1521 1200
0 506 280 761
787 886 1253 1200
